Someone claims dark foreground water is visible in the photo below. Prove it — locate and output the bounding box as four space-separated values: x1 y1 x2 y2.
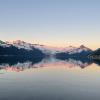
0 57 100 100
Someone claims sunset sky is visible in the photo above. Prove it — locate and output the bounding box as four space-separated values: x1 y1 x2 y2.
0 0 100 50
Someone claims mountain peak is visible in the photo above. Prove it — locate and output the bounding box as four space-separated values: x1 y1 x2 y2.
7 40 33 50
79 45 92 51
80 45 86 48
13 40 26 44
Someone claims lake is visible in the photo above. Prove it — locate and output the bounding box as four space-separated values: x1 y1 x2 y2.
0 57 100 100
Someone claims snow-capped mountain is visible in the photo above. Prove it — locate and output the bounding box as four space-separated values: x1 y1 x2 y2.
61 45 92 54
0 40 45 58
0 40 11 47
1 40 61 55
6 40 92 55
7 40 62 55
0 40 93 56
55 45 93 59
6 40 34 50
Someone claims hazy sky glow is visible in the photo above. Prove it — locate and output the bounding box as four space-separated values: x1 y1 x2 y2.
0 0 100 49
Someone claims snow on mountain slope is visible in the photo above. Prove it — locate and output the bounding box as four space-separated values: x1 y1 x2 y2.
0 40 92 55
8 40 34 50
62 45 92 54
7 40 63 54
0 40 11 47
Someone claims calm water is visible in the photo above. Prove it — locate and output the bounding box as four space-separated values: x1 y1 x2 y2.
0 57 100 100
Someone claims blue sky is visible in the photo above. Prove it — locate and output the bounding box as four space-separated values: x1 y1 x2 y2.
0 0 100 49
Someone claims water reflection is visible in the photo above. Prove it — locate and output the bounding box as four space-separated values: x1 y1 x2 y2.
0 57 100 100
0 57 100 72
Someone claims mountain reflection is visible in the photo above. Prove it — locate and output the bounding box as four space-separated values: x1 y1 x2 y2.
0 57 100 72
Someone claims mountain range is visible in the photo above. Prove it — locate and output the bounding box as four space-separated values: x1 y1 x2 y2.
0 40 45 59
0 40 99 60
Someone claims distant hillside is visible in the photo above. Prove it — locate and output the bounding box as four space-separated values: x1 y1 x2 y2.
92 48 100 55
0 40 97 60
0 40 45 59
55 45 92 59
89 48 100 60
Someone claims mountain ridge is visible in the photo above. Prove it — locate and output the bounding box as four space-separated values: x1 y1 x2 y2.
0 40 99 60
